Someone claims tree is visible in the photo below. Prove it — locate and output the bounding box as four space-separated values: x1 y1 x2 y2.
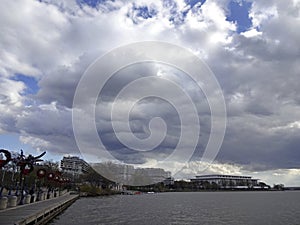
273 184 284 191
81 167 107 188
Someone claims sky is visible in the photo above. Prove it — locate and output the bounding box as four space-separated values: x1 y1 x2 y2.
1 0 300 186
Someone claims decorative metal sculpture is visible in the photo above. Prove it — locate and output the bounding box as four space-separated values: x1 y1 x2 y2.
13 150 46 175
37 169 47 179
47 172 55 180
0 149 47 205
0 149 12 168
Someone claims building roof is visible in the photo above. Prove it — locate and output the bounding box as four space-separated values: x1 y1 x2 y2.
192 174 258 180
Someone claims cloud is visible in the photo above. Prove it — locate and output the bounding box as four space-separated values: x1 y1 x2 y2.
0 0 73 77
0 77 25 133
0 0 300 185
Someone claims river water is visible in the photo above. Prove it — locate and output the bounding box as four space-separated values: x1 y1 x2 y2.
51 191 300 225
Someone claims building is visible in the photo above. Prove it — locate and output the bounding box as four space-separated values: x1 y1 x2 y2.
60 156 90 176
191 174 260 189
136 168 171 184
92 162 171 186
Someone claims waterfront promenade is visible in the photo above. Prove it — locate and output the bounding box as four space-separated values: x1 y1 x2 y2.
0 193 79 225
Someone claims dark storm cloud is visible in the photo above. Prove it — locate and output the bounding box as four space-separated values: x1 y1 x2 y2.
94 64 211 164
218 123 300 170
36 52 101 108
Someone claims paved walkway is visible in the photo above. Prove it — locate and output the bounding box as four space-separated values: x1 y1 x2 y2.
0 194 79 225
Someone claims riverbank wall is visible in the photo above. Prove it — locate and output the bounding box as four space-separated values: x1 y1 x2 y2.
0 193 79 225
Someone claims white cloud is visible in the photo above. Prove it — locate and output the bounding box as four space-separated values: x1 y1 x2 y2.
241 28 262 38
0 77 25 133
0 0 73 77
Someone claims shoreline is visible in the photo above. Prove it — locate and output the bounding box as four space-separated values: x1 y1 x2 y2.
78 189 293 198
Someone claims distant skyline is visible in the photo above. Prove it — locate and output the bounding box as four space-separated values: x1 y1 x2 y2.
1 0 300 186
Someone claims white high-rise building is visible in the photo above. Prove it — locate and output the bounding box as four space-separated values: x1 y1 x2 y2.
60 156 90 176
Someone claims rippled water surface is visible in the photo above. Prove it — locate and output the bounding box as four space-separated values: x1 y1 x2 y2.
51 191 300 225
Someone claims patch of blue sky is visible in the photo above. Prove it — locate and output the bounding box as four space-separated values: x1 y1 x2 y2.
76 0 119 12
185 0 206 9
12 74 39 95
226 0 252 33
76 0 106 8
166 0 206 26
132 4 157 20
0 133 61 161
163 0 186 26
126 4 158 24
162 0 178 23
0 134 34 154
